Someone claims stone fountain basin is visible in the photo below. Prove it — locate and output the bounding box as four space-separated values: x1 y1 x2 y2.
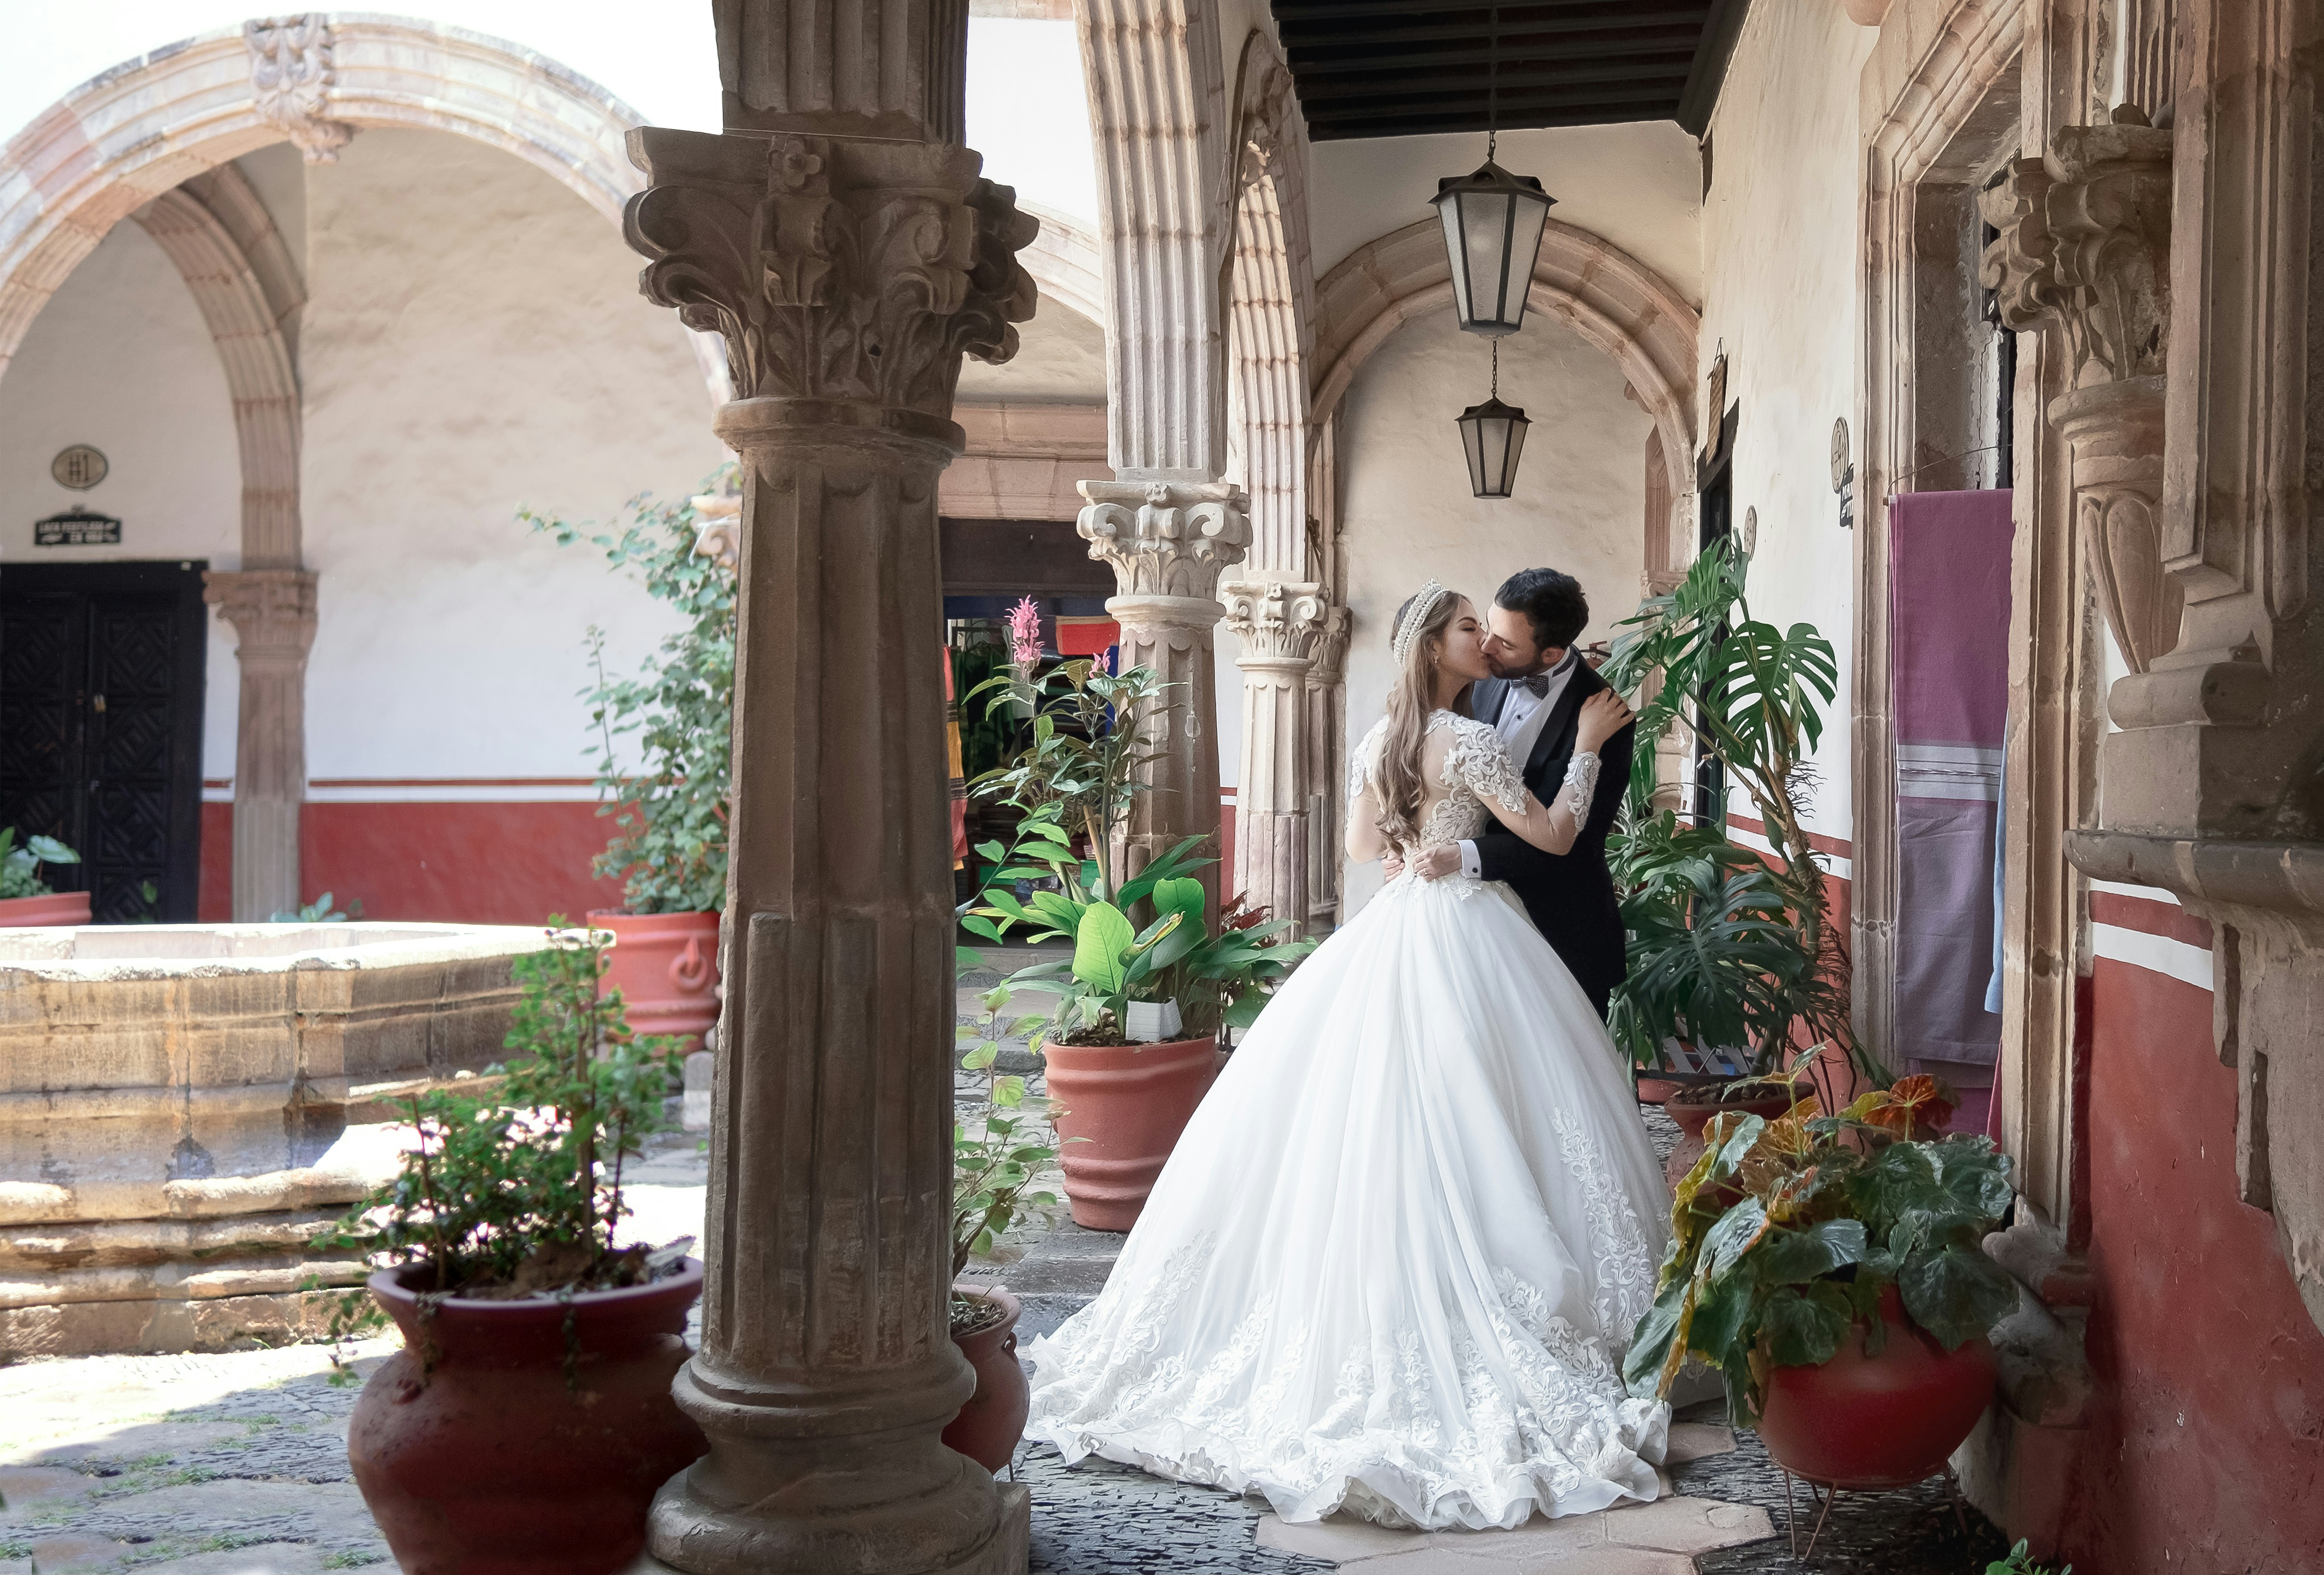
0 922 548 1356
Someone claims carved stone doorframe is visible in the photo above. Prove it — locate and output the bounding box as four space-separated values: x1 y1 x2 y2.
1854 0 2025 1067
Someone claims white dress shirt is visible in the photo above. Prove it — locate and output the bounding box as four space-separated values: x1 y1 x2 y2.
1459 650 1580 877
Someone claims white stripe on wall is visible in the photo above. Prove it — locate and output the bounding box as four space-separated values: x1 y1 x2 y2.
2091 921 2214 990
1727 821 1855 882
2088 877 2181 906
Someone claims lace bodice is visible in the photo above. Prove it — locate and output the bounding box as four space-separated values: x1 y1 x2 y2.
1348 711 1599 853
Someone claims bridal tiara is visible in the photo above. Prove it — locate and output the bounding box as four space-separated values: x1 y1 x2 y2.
1391 580 1452 666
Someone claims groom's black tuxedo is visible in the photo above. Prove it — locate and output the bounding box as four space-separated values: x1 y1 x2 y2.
1467 663 1634 1020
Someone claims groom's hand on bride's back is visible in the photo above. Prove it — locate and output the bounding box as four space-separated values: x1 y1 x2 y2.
1382 850 1403 879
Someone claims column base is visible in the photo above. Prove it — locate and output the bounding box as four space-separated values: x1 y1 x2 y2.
634 1484 1026 1575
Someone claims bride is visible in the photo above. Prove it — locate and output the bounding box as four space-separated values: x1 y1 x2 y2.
1021 581 1673 1531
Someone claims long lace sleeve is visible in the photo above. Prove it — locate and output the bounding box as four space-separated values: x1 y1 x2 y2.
1445 721 1529 814
1561 750 1601 820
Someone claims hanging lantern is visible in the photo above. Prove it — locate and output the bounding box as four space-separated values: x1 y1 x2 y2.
1431 157 1556 337
1456 342 1530 499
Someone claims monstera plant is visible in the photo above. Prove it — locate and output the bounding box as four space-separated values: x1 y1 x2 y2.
1602 535 1879 1087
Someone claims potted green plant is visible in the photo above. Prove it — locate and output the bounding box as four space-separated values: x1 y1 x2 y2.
942 980 1064 1471
530 476 737 1050
0 828 88 927
960 658 1314 1229
1623 1076 2016 1490
335 922 705 1575
1601 535 1884 1105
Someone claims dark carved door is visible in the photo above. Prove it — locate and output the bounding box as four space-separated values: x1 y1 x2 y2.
0 562 207 921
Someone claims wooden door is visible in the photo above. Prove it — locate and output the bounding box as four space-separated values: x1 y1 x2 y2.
0 562 208 920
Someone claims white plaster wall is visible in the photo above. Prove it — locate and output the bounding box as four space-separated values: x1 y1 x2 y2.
298 129 726 781
0 217 244 776
1310 123 1704 307
1697 0 1878 847
1333 311 1650 915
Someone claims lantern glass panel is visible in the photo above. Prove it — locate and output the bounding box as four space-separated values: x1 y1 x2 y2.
1499 412 1530 496
1462 191 1512 327
1437 201 1476 327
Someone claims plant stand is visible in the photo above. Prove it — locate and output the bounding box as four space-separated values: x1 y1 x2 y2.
1780 1465 1972 1562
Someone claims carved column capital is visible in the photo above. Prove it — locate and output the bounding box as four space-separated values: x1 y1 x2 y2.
625 128 1038 416
245 16 354 163
1076 478 1251 614
1979 109 2173 391
203 569 318 664
1220 579 1329 669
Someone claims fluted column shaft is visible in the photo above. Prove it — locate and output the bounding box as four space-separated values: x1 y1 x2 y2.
202 569 315 921
1078 480 1249 916
623 57 1035 1570
1220 579 1327 933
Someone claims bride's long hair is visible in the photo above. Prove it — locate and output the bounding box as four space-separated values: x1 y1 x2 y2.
1371 588 1464 850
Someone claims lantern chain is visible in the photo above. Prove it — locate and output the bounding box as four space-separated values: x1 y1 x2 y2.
1490 338 1499 400
1487 6 1498 163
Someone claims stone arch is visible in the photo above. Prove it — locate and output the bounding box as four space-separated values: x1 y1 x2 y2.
131 168 302 568
1223 32 1316 577
0 14 689 390
1312 216 1700 516
1020 200 1105 329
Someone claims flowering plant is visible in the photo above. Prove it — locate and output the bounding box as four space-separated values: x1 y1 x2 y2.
1005 595 1043 668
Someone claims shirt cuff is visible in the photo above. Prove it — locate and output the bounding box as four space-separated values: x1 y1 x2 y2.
1459 840 1482 880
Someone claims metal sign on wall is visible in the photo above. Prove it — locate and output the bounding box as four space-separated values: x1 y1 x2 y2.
35 507 122 547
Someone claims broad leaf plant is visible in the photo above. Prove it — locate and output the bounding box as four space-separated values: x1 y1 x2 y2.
1623 1076 2019 1427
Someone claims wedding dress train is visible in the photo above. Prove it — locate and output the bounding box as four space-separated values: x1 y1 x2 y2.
1022 711 1673 1531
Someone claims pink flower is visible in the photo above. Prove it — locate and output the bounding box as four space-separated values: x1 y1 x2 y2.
1005 596 1042 667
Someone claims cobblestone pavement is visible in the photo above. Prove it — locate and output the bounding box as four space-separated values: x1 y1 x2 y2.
2 1061 2004 1574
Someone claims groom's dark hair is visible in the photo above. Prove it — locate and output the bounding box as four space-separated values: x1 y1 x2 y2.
1495 568 1589 652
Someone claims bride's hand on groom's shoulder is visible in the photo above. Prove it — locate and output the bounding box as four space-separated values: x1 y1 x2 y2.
1576 689 1634 752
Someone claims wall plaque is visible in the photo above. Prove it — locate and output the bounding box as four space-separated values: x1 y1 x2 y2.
35 507 122 547
51 445 108 490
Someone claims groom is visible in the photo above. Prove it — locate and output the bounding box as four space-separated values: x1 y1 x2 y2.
1388 568 1634 1019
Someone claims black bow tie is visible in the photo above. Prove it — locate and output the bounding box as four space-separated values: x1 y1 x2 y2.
1521 672 1553 699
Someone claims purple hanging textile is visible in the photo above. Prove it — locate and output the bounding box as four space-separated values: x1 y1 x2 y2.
1889 489 2012 1087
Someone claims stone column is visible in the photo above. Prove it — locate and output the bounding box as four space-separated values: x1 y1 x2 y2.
1219 579 1327 931
1303 600 1349 929
1077 481 1249 911
201 569 316 922
620 4 1037 1568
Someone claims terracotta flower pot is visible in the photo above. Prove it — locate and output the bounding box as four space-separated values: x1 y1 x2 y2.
942 1284 1029 1472
350 1260 709 1575
0 890 90 927
1757 1283 1998 1488
1042 1034 1222 1231
1634 1074 1685 1105
588 910 721 1048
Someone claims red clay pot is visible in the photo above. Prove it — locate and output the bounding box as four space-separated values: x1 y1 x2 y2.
1042 1034 1221 1231
942 1284 1028 1472
1634 1075 1685 1105
0 891 90 927
1757 1283 1998 1488
589 910 720 1048
1666 1078 1808 1141
349 1260 708 1575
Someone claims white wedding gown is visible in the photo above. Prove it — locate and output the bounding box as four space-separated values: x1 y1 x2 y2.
1022 710 1673 1531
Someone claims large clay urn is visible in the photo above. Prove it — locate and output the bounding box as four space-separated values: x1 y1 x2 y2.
1041 1035 1221 1230
942 1284 1029 1472
0 891 92 927
1756 1284 1999 1488
587 910 721 1048
349 1260 708 1575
